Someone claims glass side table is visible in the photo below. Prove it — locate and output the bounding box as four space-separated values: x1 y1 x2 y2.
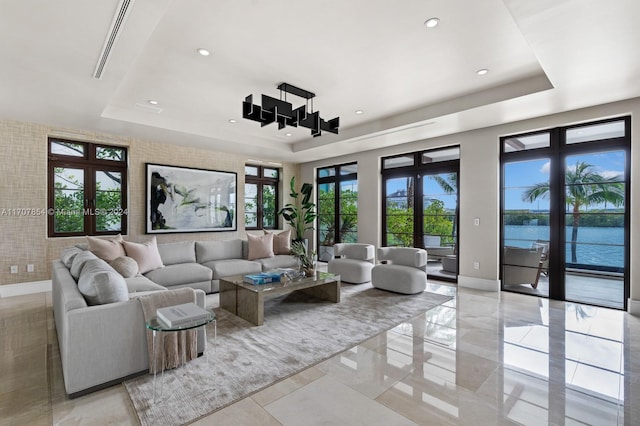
145 310 216 403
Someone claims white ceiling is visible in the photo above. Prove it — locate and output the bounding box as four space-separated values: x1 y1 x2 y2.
1 0 639 163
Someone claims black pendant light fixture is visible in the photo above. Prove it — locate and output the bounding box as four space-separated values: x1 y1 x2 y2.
242 83 339 137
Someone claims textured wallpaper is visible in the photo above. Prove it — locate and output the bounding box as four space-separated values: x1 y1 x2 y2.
0 120 297 286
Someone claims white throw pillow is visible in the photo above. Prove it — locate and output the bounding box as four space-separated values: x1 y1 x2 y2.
87 234 126 261
247 232 274 260
122 237 164 274
70 250 98 280
78 259 129 305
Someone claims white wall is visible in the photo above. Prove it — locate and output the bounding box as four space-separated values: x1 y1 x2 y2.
301 97 640 309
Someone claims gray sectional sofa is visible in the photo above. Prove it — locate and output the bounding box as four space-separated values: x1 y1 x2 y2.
52 238 297 396
149 239 298 293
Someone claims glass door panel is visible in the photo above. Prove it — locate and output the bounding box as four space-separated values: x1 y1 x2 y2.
502 159 550 297
563 152 626 309
317 182 336 261
384 176 414 247
339 178 358 243
422 172 458 278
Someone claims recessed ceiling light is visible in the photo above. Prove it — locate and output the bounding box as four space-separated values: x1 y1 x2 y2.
285 133 292 137
228 119 237 123
197 48 211 56
476 69 489 76
147 99 158 105
424 18 440 28
355 110 364 115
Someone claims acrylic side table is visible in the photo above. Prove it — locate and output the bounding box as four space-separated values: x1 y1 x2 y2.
145 310 216 403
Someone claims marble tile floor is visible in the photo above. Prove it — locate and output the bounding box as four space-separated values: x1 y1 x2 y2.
1 282 639 425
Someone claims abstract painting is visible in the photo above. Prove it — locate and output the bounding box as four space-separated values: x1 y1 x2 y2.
146 163 236 233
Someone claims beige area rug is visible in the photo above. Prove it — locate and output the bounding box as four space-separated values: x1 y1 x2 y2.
124 283 452 426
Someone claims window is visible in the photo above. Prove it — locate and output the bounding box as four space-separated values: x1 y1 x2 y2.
48 138 128 237
244 165 279 229
317 163 358 261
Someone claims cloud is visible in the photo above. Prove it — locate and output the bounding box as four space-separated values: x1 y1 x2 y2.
600 170 623 179
540 161 550 174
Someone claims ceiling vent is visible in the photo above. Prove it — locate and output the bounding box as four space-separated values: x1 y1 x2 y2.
92 0 136 79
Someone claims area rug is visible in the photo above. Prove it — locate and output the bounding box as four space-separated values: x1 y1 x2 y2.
124 284 452 426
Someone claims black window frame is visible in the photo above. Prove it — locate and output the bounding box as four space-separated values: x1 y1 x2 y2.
48 138 128 237
499 116 631 309
244 165 279 230
381 148 460 249
316 162 358 254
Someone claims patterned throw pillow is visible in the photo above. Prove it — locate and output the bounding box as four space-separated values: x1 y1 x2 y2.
109 256 139 278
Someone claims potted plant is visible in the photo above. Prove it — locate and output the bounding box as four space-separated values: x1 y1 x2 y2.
278 176 317 241
290 240 317 276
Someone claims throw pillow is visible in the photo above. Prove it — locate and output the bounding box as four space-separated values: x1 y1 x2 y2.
122 237 164 274
109 256 139 278
78 258 129 305
264 229 291 255
70 250 99 280
61 247 82 268
87 234 125 261
247 232 274 260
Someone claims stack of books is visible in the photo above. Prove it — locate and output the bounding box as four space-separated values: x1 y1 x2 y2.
156 302 210 328
243 272 282 285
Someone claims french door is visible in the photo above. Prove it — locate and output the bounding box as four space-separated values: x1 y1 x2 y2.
500 117 630 309
382 147 459 282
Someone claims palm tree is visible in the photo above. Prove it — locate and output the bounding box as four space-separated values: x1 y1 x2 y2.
428 173 457 244
521 161 624 263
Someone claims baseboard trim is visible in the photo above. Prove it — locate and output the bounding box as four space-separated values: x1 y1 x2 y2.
628 298 640 316
457 275 500 292
0 280 52 298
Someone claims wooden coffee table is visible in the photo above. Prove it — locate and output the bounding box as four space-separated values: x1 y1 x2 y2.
219 272 341 326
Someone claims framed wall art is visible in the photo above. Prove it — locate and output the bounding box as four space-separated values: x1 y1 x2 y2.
146 163 237 233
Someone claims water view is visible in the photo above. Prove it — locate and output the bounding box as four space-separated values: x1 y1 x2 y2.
504 225 624 269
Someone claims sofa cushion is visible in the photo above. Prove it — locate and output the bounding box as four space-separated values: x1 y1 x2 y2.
201 259 262 280
158 241 196 265
125 275 167 293
122 237 164 274
87 234 125 261
265 229 291 255
144 263 212 287
254 255 299 271
70 250 98 280
61 246 82 268
247 232 274 260
109 256 139 278
77 258 129 305
196 239 242 263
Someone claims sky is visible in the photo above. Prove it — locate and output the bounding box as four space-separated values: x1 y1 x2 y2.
504 150 626 210
384 150 626 211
